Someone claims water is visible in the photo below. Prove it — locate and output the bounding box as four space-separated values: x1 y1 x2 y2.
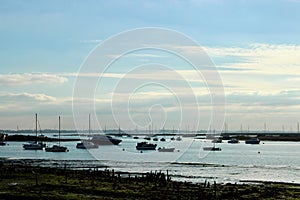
1 134 300 184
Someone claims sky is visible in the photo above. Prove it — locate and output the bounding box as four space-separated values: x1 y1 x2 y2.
1 0 300 131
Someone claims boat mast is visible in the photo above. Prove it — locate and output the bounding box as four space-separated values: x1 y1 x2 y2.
88 114 91 135
35 113 38 139
59 116 61 147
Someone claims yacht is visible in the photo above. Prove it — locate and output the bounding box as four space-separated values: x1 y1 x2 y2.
76 141 98 149
158 147 175 152
23 114 44 150
228 138 239 144
45 116 68 152
136 142 157 150
245 138 260 144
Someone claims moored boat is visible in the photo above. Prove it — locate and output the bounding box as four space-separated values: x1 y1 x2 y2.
245 138 260 144
45 116 68 152
23 141 44 150
211 138 222 143
0 133 8 146
23 114 45 150
228 138 239 144
203 146 222 151
91 135 122 145
158 147 175 152
0 142 6 146
144 136 151 140
136 142 157 150
76 141 98 149
45 145 68 152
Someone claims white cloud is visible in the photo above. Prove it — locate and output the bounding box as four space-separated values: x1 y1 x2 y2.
205 43 300 75
0 73 68 86
0 92 57 103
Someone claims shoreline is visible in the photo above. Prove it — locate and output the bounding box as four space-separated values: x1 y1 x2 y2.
3 133 300 142
1 158 300 199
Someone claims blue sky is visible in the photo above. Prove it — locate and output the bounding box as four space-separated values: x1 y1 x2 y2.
1 0 300 131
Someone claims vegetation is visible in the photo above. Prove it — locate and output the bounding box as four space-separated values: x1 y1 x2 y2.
1 161 300 199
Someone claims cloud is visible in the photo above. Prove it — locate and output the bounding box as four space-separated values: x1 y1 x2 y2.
0 92 57 103
0 73 68 86
225 89 300 108
204 43 300 75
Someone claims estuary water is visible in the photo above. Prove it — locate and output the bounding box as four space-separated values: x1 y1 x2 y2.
1 134 300 184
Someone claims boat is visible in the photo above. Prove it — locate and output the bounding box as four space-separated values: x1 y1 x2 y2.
158 147 175 152
228 138 239 144
144 136 151 140
245 138 260 144
0 133 8 146
136 142 157 150
45 145 68 152
91 135 122 145
203 142 222 151
23 114 44 150
160 138 166 142
76 141 98 149
0 142 6 146
211 138 222 143
81 115 122 146
45 116 68 152
23 141 44 150
203 146 222 151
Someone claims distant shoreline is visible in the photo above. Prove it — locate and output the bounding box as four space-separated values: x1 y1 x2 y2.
3 133 300 142
5 134 80 142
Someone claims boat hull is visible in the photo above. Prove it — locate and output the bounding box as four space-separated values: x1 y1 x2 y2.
76 142 98 149
91 136 122 145
45 145 68 152
245 138 260 144
158 147 175 152
23 142 43 150
203 147 222 151
136 142 156 150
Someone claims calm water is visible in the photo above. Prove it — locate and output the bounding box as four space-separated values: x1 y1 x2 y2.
1 134 300 184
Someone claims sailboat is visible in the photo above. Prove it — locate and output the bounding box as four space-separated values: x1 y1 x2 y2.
0 133 8 146
203 139 222 151
45 116 68 152
76 114 98 149
87 115 121 145
23 114 44 150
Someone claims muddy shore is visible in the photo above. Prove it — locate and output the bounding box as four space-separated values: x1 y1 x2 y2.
0 158 300 199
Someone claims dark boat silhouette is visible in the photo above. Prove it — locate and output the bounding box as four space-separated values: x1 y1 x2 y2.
203 146 222 151
158 147 175 152
245 138 260 144
228 138 239 143
23 114 44 150
45 116 68 152
76 141 98 149
91 135 122 145
136 142 156 150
